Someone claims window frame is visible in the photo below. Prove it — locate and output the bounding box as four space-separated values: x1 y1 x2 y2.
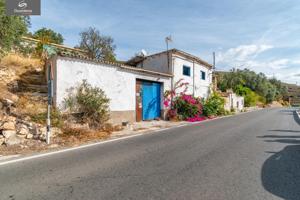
182 65 191 77
200 70 206 80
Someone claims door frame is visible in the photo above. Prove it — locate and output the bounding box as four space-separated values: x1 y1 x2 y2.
135 79 163 121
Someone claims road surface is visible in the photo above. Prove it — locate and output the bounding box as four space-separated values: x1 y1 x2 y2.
0 108 300 200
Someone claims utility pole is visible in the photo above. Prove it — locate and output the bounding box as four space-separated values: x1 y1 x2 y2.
212 52 217 92
165 35 174 107
165 35 172 69
213 52 216 70
46 63 53 145
43 44 55 145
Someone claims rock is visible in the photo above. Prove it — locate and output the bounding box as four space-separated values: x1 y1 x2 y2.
5 135 24 146
24 116 31 122
68 123 90 130
52 127 62 137
2 130 16 138
113 125 124 132
18 127 29 135
39 127 61 138
2 98 14 106
1 121 15 130
48 144 59 148
3 116 16 122
0 137 4 145
39 127 46 136
19 123 28 129
26 133 33 139
0 91 19 104
19 120 33 129
33 125 40 136
18 134 27 138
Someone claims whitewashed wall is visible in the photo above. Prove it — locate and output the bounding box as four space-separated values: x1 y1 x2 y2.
137 53 171 74
135 52 212 99
54 57 171 112
172 56 212 99
224 93 244 111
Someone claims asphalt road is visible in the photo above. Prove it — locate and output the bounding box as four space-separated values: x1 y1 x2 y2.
1 108 300 200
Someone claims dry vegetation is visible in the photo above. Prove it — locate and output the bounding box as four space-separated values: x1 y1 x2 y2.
0 53 121 155
0 53 43 70
60 126 111 144
16 94 47 118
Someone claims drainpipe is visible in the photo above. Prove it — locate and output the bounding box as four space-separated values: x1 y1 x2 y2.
171 56 175 109
193 61 195 96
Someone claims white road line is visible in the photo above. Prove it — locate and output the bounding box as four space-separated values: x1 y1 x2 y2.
0 123 191 166
0 108 264 166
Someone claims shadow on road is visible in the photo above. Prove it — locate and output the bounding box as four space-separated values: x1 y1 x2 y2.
267 130 300 133
260 109 300 200
261 144 300 200
293 110 300 125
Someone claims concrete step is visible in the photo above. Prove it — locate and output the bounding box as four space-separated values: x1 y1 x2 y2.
18 83 48 93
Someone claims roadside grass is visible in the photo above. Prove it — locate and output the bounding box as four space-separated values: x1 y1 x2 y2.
0 53 42 69
60 126 111 144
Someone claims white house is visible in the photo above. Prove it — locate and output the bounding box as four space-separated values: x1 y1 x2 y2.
221 90 244 112
127 48 213 99
47 53 172 124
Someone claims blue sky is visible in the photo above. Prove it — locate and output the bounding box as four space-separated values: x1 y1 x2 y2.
30 0 300 84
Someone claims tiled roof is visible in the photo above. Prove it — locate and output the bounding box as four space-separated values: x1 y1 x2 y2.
56 52 173 78
127 48 213 68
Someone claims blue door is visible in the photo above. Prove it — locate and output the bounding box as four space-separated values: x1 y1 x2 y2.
142 82 161 120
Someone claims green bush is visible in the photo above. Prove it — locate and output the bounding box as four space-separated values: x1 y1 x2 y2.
31 109 63 128
216 69 286 103
203 93 225 117
235 85 260 107
64 80 110 128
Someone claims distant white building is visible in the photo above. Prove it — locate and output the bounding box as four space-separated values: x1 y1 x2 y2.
127 49 213 99
220 90 244 112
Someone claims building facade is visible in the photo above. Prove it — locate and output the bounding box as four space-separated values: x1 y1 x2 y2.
221 90 244 112
127 49 213 99
47 54 172 124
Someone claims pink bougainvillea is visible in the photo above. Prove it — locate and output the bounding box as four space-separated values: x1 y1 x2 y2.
187 116 207 122
163 79 190 109
181 94 198 105
164 79 205 121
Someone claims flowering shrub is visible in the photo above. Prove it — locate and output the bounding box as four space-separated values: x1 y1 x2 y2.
163 79 189 109
164 79 204 121
173 95 203 120
187 116 207 122
167 109 177 120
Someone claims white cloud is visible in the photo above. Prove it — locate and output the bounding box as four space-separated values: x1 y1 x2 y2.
216 43 300 84
248 59 290 70
217 44 273 63
216 44 294 70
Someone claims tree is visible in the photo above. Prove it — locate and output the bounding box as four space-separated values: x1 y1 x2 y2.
77 27 116 62
217 68 286 105
33 28 64 44
0 0 30 55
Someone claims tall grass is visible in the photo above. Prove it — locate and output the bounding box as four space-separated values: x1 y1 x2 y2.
0 53 43 69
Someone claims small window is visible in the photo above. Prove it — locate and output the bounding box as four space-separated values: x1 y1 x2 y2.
201 71 206 80
183 65 191 76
